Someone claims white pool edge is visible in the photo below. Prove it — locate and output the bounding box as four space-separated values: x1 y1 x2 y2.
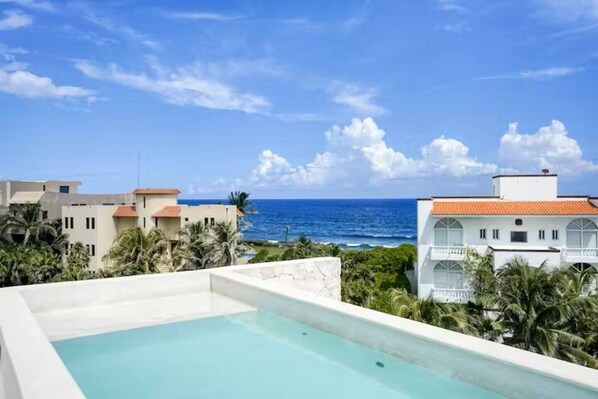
0 257 597 399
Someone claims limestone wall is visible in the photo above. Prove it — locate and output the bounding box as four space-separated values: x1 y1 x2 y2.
231 257 342 300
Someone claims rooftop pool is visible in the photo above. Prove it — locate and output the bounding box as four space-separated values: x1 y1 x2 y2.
53 310 501 399
1 258 597 399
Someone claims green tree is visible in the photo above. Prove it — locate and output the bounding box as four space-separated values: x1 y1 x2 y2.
228 191 256 228
5 203 57 245
389 288 478 335
63 242 93 281
172 221 212 271
206 221 248 267
487 258 598 368
103 227 169 275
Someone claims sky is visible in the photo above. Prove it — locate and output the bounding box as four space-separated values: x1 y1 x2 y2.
1 0 598 199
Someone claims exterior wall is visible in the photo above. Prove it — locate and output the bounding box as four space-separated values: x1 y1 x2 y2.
39 192 133 220
492 175 557 200
156 218 180 241
0 180 81 200
231 257 342 300
135 194 177 231
180 205 237 228
417 197 598 299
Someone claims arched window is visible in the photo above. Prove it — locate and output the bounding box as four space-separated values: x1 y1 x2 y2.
434 218 463 246
566 218 598 249
434 261 465 289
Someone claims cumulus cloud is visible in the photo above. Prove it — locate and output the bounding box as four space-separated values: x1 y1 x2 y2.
329 82 386 116
75 60 271 114
499 120 598 176
249 117 496 188
0 10 32 30
0 69 94 98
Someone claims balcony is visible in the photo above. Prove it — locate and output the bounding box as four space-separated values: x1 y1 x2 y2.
431 288 474 303
430 245 467 261
561 248 598 263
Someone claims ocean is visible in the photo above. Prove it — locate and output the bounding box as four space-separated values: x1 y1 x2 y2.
179 199 417 250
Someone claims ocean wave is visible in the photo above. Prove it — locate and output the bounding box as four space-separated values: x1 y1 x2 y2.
333 233 415 240
267 240 279 243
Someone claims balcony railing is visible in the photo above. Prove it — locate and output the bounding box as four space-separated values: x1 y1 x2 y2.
432 288 474 303
431 246 467 260
561 248 598 261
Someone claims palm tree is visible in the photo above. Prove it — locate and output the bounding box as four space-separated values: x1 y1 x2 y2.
103 227 170 275
6 203 56 245
228 191 256 228
487 257 598 367
292 235 318 259
172 222 212 271
63 242 92 281
206 221 248 267
389 288 478 335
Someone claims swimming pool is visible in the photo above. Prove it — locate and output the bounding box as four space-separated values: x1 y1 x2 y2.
53 310 501 399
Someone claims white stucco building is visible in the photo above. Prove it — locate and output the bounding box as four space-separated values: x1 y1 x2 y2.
62 188 238 270
417 173 598 303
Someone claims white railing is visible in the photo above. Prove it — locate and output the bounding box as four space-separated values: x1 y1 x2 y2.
561 248 598 259
432 288 474 303
431 246 467 257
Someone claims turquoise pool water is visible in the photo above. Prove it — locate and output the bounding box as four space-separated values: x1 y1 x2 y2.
53 311 503 399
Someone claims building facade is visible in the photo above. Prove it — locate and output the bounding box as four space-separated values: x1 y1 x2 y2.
417 173 598 303
62 189 238 270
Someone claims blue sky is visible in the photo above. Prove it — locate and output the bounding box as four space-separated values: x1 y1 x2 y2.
1 0 598 198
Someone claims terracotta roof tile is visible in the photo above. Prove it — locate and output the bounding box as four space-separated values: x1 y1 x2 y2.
133 188 180 195
432 200 598 216
152 206 180 218
113 206 138 218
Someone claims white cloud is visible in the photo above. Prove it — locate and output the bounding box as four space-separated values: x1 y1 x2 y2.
535 0 598 23
75 60 271 114
0 0 55 12
0 43 27 61
437 0 467 13
499 120 598 176
166 12 241 21
0 10 32 30
248 117 496 188
478 67 583 81
329 82 386 116
0 69 93 99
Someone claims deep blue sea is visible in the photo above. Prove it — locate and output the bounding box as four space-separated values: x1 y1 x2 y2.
179 199 417 249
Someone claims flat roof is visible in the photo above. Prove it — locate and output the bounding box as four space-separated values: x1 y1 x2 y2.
492 174 557 178
133 188 181 195
432 200 598 216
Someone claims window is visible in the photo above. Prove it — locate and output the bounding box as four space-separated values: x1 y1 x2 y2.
433 218 463 246
492 229 500 240
42 210 48 219
566 218 597 248
184 217 189 222
510 231 528 243
91 218 95 229
515 219 523 226
59 185 69 194
143 217 146 228
552 229 559 240
86 217 90 229
143 196 146 208
64 217 68 229
479 229 487 240
155 218 159 227
70 217 74 229
539 230 545 240
91 245 95 257
204 217 209 226
42 185 46 191
433 261 465 289
86 244 90 255
210 218 215 226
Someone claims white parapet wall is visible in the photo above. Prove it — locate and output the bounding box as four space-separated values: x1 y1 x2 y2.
1 257 598 399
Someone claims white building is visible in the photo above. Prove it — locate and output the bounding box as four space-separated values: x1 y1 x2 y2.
417 173 598 303
62 188 238 271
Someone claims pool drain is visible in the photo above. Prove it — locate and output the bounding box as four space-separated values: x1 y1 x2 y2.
376 361 385 368
302 332 307 336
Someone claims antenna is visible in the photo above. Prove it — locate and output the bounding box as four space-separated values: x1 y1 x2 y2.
137 150 141 188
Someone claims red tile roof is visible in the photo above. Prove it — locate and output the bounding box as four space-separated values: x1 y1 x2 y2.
133 188 180 195
113 206 138 218
152 206 181 218
432 200 598 216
